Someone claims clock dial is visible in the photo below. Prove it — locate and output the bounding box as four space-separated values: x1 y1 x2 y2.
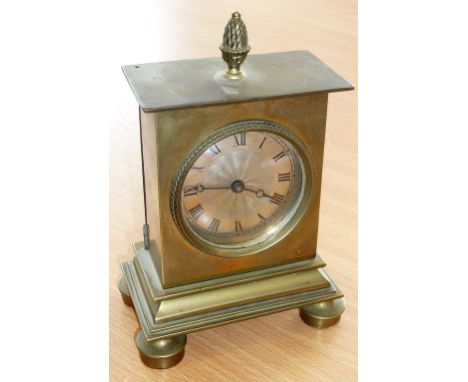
178 126 306 250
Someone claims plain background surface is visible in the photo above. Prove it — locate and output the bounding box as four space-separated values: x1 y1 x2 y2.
1 0 468 381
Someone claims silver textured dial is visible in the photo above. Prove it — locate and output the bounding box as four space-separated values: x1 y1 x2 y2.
172 121 307 255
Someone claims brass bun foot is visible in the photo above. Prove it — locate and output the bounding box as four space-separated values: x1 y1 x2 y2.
118 277 133 307
299 297 345 329
136 331 187 369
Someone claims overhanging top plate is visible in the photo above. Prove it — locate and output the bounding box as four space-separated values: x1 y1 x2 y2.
122 50 353 112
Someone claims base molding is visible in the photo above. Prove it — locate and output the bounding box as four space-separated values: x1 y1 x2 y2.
120 242 344 342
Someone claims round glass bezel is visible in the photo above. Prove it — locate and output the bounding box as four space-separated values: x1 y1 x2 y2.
170 120 314 257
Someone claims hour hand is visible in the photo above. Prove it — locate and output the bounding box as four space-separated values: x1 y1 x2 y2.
183 184 231 196
201 184 232 191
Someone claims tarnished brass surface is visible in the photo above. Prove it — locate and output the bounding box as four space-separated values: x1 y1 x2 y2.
220 12 250 79
120 244 343 341
135 330 186 369
299 297 346 329
118 276 133 307
132 241 327 303
142 94 329 287
155 269 329 323
122 51 353 112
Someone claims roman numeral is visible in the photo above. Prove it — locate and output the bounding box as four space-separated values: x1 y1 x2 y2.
191 165 204 171
258 136 267 149
273 151 286 162
235 220 243 232
209 144 221 155
208 218 221 232
257 213 266 222
183 186 198 196
270 193 284 205
278 172 291 182
234 132 246 146
189 204 204 220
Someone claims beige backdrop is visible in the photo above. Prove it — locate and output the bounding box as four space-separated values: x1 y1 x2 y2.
110 0 357 380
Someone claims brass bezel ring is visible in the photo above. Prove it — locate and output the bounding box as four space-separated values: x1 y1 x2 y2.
170 119 315 257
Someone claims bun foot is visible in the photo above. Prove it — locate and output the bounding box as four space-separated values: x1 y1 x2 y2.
136 331 187 369
299 297 345 329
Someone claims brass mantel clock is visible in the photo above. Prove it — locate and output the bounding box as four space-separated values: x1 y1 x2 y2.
118 12 353 369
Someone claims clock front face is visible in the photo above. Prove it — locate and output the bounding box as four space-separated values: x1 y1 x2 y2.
173 121 308 256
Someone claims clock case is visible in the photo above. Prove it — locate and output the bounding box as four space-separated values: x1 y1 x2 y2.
119 50 353 360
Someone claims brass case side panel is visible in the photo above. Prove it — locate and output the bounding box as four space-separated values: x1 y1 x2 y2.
154 94 328 287
140 109 162 274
